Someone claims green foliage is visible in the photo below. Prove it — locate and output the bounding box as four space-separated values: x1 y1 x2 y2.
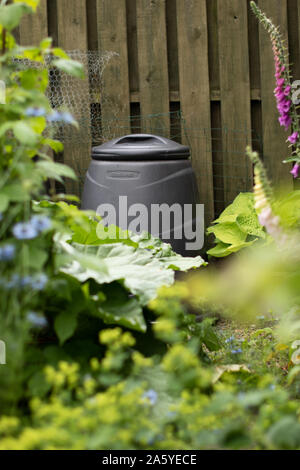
1 1 300 451
207 193 266 257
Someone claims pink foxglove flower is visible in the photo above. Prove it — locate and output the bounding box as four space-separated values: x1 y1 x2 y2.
290 163 300 179
287 132 299 144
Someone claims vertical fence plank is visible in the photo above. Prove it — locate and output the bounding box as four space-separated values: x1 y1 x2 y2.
136 0 170 135
19 0 48 45
56 0 91 196
176 0 214 225
18 1 56 193
258 0 292 187
97 0 130 137
218 0 252 206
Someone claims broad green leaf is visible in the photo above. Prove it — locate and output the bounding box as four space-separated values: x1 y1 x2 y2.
0 4 32 31
27 370 51 398
207 222 247 245
236 213 265 239
39 37 52 50
0 194 9 212
207 239 256 258
13 121 38 146
36 161 77 181
214 193 255 223
53 59 85 79
200 319 222 351
273 190 300 229
97 284 146 332
1 183 30 202
20 69 49 92
267 417 300 450
54 310 78 345
52 48 70 60
27 246 48 270
159 255 205 271
28 116 47 134
59 241 174 306
43 138 64 153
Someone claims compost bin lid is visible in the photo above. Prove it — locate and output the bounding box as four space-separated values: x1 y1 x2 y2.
92 134 190 161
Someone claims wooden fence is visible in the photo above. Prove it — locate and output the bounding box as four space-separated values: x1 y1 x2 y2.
17 0 300 223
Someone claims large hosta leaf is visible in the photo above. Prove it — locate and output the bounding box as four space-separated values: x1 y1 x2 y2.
59 241 174 305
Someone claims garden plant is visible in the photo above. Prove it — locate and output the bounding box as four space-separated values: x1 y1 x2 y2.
0 0 299 452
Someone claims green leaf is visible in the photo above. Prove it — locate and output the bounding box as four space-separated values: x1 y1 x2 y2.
214 193 255 223
53 59 85 79
27 370 51 398
0 194 9 212
52 48 70 60
1 184 30 202
54 310 78 345
207 239 256 258
27 246 48 270
0 4 32 31
43 138 64 153
159 255 205 271
36 161 77 182
13 121 38 146
273 190 300 229
59 241 174 306
267 417 300 450
97 284 146 332
236 213 265 239
200 319 222 351
208 222 247 245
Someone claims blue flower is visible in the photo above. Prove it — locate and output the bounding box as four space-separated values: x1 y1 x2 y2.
20 276 33 288
31 273 48 291
225 335 235 344
27 312 48 329
30 216 51 233
47 110 75 125
231 348 242 355
6 274 21 289
60 112 76 124
0 244 15 261
143 389 158 406
47 110 61 122
25 107 46 117
12 222 38 240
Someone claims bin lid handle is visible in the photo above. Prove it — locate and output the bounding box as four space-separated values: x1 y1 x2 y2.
114 134 166 146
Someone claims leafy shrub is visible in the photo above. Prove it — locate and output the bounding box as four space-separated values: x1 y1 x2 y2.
207 193 266 257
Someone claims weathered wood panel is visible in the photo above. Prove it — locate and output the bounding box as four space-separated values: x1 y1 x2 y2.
97 0 130 137
19 0 48 45
218 0 253 206
136 0 170 135
176 0 214 224
56 0 91 196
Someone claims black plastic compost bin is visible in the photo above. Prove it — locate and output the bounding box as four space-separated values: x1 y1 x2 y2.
81 134 201 256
